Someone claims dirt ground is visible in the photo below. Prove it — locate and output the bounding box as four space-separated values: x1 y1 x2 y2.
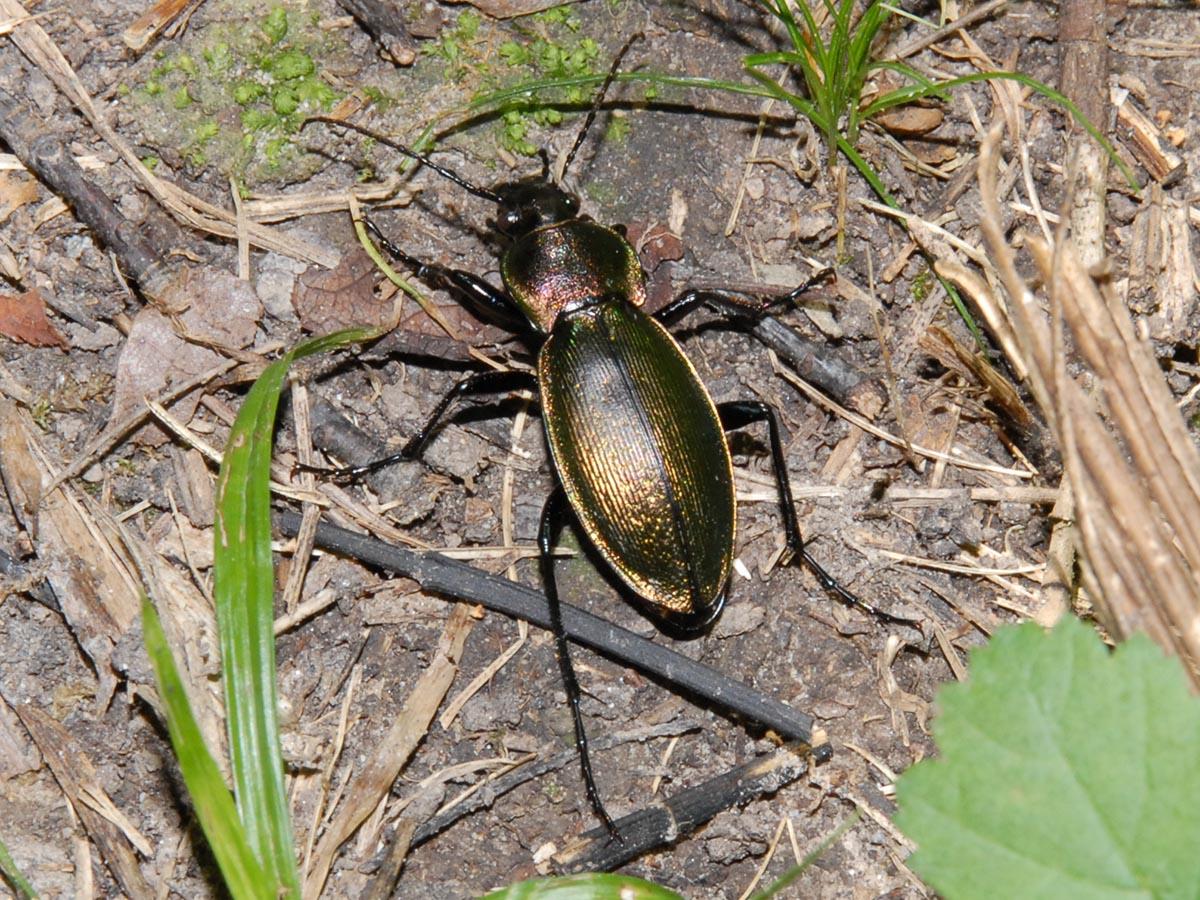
0 0 1197 897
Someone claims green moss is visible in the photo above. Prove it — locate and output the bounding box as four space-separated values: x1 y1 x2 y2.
261 6 288 43
266 50 315 80
911 267 933 303
124 0 345 184
414 6 618 157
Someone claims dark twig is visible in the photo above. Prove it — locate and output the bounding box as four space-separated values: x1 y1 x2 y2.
334 0 418 66
751 314 887 417
273 509 832 757
553 746 813 873
0 87 183 299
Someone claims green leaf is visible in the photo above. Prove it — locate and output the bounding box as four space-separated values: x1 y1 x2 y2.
214 327 382 900
142 599 274 900
896 618 1200 900
476 873 685 900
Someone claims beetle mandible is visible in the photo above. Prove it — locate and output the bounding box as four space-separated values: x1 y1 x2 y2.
305 41 892 838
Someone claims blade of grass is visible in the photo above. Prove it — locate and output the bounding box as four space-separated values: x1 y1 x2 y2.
745 813 861 900
142 597 274 900
0 833 39 900
213 327 382 899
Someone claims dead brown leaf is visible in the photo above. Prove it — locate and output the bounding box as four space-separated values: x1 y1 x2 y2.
0 287 68 348
294 248 392 333
0 170 38 224
112 268 262 441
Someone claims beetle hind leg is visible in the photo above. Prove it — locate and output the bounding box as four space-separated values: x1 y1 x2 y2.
539 490 624 841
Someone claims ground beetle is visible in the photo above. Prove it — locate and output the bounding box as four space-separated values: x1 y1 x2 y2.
305 42 892 838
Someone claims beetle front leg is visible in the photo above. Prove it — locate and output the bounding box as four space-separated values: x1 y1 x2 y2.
539 490 623 841
364 218 533 336
717 400 903 623
302 369 536 479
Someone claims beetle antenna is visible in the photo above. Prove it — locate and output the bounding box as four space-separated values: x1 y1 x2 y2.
561 32 643 180
303 116 503 204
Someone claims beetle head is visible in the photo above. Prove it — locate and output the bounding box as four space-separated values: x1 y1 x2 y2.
493 179 582 238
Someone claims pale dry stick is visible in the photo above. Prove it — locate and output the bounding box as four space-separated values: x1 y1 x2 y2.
0 359 33 405
885 0 1009 61
282 383 321 617
955 33 1056 244
230 175 251 281
842 741 899 783
735 815 789 900
873 548 1042 580
861 248 918 469
77 782 154 857
243 176 411 223
931 621 969 680
15 706 155 900
0 150 101 171
156 830 187 900
725 84 783 237
785 818 802 869
274 588 339 636
845 786 914 849
1010 200 1062 224
934 257 1027 382
303 603 474 898
649 736 680 798
2 1 339 268
1016 123 1055 244
775 367 1034 479
114 500 154 522
44 358 239 494
436 627 524 730
424 754 536 819
144 398 323 507
72 833 92 900
858 198 991 267
300 660 363 890
437 396 534 729
736 470 1060 505
12 413 144 629
1060 0 1111 266
165 488 213 607
877 634 913 746
915 575 997 637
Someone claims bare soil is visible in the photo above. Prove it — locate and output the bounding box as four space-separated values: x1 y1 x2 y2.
1 0 1197 898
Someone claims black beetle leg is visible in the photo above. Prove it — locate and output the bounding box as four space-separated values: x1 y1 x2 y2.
654 288 762 327
717 401 903 624
300 370 536 479
654 269 834 327
539 490 624 842
363 218 534 337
